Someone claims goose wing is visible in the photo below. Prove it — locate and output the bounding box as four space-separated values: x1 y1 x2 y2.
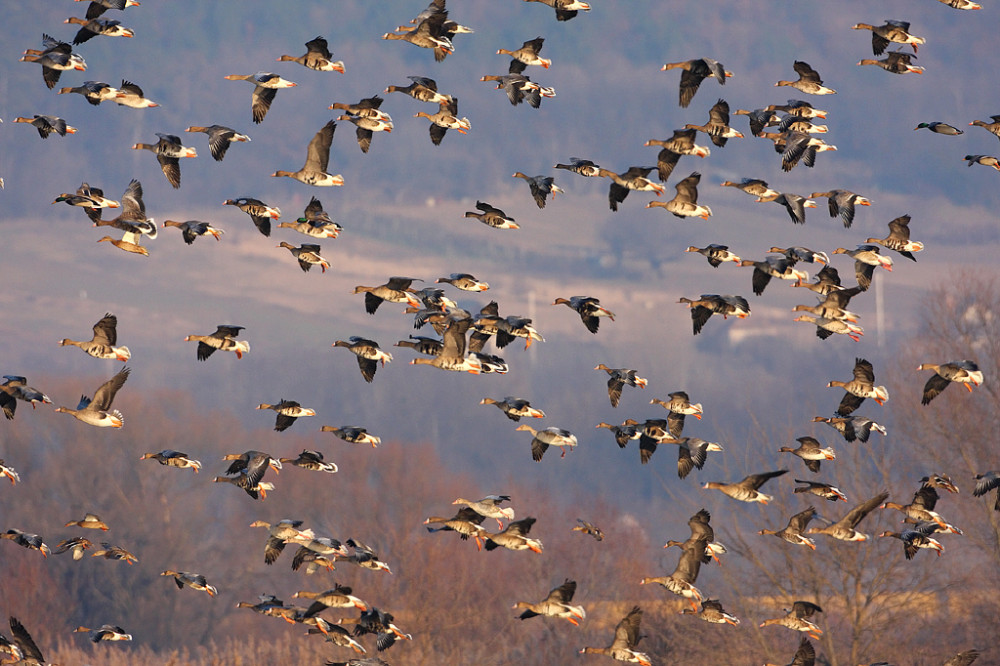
91 366 130 411
304 120 335 172
9 617 44 664
120 178 146 220
745 469 788 490
92 313 118 346
793 60 823 83
787 506 817 533
545 579 576 604
843 491 889 529
612 606 643 650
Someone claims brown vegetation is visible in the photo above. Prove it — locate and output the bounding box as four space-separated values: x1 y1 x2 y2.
3 280 1000 664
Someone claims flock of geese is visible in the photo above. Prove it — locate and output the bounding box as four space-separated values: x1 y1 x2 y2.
2 0 1000 664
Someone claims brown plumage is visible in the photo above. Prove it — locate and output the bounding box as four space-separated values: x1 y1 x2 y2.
775 61 836 95
512 172 563 208
354 277 422 315
579 606 651 665
224 72 298 124
677 294 750 335
828 358 888 416
276 36 344 72
599 166 665 211
271 120 343 186
333 337 393 383
661 58 731 108
865 214 923 261
758 506 817 549
683 98 743 147
641 536 707 608
759 601 824 639
594 364 648 407
918 361 983 405
807 492 889 541
132 133 196 188
59 313 130 361
184 325 248 361
703 469 787 503
513 579 585 625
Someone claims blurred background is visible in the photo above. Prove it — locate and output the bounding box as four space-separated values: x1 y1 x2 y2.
1 1 998 664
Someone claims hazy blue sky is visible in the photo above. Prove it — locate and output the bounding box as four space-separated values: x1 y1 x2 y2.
3 0 996 477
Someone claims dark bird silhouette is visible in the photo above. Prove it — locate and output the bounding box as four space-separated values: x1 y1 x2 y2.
661 58 731 108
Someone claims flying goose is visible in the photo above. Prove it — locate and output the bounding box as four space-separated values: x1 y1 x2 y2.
424 507 489 549
276 36 344 72
807 492 889 541
759 601 824 640
828 358 888 416
599 166 665 212
685 244 742 267
464 201 518 229
480 396 545 421
808 189 871 228
512 172 562 208
677 294 750 335
162 220 224 244
279 449 338 474
640 537 707 609
54 366 130 427
484 517 543 553
12 115 76 139
64 16 134 43
646 171 712 219
161 570 218 596
272 120 343 186
224 72 297 124
524 0 591 22
2 529 50 558
497 36 551 68
857 50 924 75
384 76 452 104
703 469 787 503
578 606 650 665
73 625 132 643
514 579 586 625
779 436 835 473
140 450 202 472
20 33 87 89
112 79 158 107
775 61 836 94
277 242 330 273
554 157 601 177
917 361 983 404
644 129 710 182
515 425 578 461
683 98 743 146
758 506 818 549
333 338 392 383
681 599 740 625
256 400 316 432
414 98 470 145
852 20 925 55
0 376 51 421
661 58 731 108
594 364 648 408
223 197 280 236
865 214 923 261
321 425 382 447
132 133 197 188
184 325 249 361
184 125 250 161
